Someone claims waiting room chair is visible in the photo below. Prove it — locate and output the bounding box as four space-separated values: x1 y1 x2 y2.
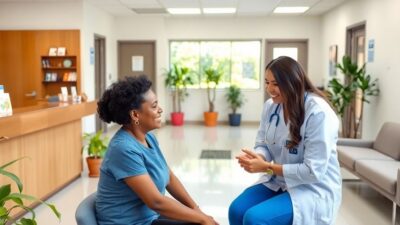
75 192 98 225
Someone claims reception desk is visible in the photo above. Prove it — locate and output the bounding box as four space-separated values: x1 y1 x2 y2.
0 101 97 216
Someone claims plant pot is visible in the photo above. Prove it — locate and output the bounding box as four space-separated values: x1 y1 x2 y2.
86 157 103 177
171 112 184 126
204 112 218 126
229 113 241 126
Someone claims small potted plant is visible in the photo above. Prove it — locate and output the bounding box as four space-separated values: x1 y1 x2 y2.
164 63 193 126
83 130 108 177
203 67 223 126
0 157 61 224
226 85 245 126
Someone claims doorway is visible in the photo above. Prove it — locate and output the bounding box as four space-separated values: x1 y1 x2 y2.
94 34 107 132
117 41 156 88
264 39 308 100
345 21 366 138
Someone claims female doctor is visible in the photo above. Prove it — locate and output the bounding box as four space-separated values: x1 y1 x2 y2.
228 56 342 225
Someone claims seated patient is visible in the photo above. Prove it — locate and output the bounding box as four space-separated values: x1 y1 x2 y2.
96 75 218 225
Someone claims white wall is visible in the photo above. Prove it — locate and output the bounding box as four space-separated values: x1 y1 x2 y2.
114 16 323 122
81 1 117 133
0 2 82 29
321 0 400 139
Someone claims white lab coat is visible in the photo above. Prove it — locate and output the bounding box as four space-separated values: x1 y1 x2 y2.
254 93 342 225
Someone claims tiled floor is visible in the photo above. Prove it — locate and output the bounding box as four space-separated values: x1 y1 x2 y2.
31 124 392 225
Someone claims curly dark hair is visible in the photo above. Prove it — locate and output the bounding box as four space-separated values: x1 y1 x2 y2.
97 75 152 125
266 56 328 149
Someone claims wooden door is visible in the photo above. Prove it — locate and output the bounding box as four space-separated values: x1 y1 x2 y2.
117 41 156 89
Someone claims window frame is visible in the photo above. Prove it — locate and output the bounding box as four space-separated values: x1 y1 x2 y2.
168 39 263 90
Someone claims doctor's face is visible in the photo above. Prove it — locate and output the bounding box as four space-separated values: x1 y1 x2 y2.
265 69 283 104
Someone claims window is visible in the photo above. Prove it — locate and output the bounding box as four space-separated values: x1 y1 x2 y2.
170 40 261 89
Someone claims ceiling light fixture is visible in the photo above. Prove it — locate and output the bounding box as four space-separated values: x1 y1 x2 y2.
203 8 236 14
167 8 201 15
273 6 309 14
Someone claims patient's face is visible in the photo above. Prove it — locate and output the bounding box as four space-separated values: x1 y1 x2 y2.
137 90 163 130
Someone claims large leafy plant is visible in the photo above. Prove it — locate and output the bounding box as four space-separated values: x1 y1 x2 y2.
164 64 193 113
328 55 379 138
83 130 108 159
225 85 245 114
0 157 61 225
204 67 223 112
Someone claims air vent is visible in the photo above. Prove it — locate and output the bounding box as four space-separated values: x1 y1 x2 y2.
131 8 168 14
200 150 231 159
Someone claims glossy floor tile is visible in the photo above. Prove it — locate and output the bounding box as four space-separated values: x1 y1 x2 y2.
31 124 392 225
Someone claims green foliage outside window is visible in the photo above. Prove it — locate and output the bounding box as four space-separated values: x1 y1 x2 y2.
170 40 261 89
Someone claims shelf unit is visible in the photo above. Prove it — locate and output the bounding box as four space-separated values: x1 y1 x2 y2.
41 55 79 95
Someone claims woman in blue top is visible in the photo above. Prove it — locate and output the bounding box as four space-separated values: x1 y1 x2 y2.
229 56 342 225
96 75 218 225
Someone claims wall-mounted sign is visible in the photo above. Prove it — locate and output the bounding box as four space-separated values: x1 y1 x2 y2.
132 56 144 72
368 39 375 63
90 47 95 65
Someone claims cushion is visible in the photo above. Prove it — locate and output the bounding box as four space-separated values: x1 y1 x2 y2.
338 145 393 170
355 160 400 195
374 122 400 160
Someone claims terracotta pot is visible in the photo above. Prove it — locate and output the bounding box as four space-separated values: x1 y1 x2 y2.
86 157 102 177
204 112 218 126
171 112 184 126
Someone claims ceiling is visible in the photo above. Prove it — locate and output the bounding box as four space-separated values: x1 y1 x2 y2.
0 0 349 17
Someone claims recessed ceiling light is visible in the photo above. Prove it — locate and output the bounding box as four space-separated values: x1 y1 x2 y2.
203 8 236 14
273 6 309 14
167 8 201 15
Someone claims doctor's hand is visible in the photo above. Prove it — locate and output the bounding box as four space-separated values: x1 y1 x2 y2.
236 149 269 173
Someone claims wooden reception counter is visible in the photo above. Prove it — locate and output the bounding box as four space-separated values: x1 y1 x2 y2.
0 101 97 216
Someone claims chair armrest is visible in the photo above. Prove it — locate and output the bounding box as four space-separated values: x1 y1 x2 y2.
337 138 374 148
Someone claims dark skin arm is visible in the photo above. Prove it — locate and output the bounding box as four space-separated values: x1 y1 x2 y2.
124 174 218 225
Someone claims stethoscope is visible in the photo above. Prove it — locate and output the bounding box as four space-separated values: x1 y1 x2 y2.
265 104 281 145
265 93 308 145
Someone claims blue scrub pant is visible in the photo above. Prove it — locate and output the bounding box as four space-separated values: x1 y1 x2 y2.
228 184 293 225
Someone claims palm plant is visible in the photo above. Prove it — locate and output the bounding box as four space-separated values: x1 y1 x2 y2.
226 85 245 114
164 64 193 113
328 55 379 138
0 157 61 225
204 67 223 112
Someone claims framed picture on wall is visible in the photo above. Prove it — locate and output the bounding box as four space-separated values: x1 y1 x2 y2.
57 47 66 56
329 45 338 76
49 47 57 56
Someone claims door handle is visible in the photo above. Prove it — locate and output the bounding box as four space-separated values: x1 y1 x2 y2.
25 91 37 97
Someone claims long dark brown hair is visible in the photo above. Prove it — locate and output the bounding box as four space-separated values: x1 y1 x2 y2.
265 56 328 148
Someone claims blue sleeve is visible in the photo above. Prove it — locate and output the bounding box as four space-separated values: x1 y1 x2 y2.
107 141 147 182
283 110 338 188
254 101 272 161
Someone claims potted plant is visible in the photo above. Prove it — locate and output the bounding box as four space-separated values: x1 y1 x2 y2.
226 85 245 126
82 130 108 177
0 157 61 224
328 55 379 138
164 64 193 126
203 67 223 126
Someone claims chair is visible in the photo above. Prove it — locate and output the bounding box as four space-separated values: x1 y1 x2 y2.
75 192 98 225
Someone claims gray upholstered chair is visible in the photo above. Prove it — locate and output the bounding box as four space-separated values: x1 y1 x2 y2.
75 192 98 225
337 122 400 225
